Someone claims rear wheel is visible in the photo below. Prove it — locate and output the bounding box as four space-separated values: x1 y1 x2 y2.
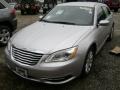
82 47 95 76
107 26 114 41
0 25 11 46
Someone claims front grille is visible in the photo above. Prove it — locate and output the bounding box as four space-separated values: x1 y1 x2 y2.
12 46 43 65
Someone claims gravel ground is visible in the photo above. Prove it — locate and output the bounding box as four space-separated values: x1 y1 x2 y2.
0 11 120 90
16 12 39 30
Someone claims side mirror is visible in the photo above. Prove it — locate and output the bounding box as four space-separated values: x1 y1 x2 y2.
99 20 110 26
39 15 43 19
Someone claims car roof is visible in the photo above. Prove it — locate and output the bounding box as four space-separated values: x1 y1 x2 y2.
58 2 105 8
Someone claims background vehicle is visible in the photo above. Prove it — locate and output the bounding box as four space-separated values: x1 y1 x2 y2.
20 0 41 15
9 2 21 10
103 0 120 12
43 0 57 14
42 0 63 14
9 2 17 9
65 0 120 12
0 0 17 46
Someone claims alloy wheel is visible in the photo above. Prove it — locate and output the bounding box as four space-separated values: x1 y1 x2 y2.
0 28 10 44
85 50 94 74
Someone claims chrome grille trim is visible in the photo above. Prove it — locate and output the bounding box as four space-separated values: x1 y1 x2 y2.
12 46 43 65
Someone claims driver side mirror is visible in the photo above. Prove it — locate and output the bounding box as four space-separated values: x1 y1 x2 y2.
99 20 110 26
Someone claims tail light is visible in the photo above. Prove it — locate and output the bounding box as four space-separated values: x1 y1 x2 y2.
10 8 16 17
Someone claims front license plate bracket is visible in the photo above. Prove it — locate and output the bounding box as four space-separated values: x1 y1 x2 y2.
15 67 28 77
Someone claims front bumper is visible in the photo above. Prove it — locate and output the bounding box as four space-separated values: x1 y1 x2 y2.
5 48 83 84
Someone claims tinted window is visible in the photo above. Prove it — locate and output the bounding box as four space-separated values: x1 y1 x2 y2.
102 6 111 16
106 7 111 15
0 2 5 9
97 7 107 23
42 6 94 25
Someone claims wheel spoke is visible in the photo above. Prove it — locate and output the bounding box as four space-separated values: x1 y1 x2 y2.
85 51 94 73
0 28 10 44
0 30 5 37
5 32 10 36
0 37 4 42
2 37 8 43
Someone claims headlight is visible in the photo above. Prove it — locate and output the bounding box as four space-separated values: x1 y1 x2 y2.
7 41 11 53
44 47 78 63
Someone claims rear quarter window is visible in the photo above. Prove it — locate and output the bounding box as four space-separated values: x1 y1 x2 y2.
102 6 111 17
97 6 107 23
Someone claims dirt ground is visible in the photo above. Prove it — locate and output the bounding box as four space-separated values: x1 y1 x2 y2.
0 11 120 90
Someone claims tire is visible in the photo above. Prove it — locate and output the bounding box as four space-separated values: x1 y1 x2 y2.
107 26 114 41
0 25 11 46
82 47 95 77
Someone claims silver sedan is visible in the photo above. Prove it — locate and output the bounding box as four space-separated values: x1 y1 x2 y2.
5 2 114 84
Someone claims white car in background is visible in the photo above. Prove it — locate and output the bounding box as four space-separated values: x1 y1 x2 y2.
9 2 17 8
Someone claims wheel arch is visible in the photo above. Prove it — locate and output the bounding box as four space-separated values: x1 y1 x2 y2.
0 21 13 31
88 42 97 55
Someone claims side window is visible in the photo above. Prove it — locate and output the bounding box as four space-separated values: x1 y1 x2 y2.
97 7 107 23
0 2 5 9
106 7 111 15
102 6 111 16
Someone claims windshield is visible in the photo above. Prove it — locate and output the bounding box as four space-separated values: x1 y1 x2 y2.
41 6 94 25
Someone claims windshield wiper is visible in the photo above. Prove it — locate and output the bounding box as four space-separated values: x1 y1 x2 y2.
41 20 52 23
41 20 78 25
51 21 78 25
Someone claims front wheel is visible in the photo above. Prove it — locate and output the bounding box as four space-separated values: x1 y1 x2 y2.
82 48 95 76
0 25 11 46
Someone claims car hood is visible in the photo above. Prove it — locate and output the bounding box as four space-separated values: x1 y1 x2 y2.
12 21 93 54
